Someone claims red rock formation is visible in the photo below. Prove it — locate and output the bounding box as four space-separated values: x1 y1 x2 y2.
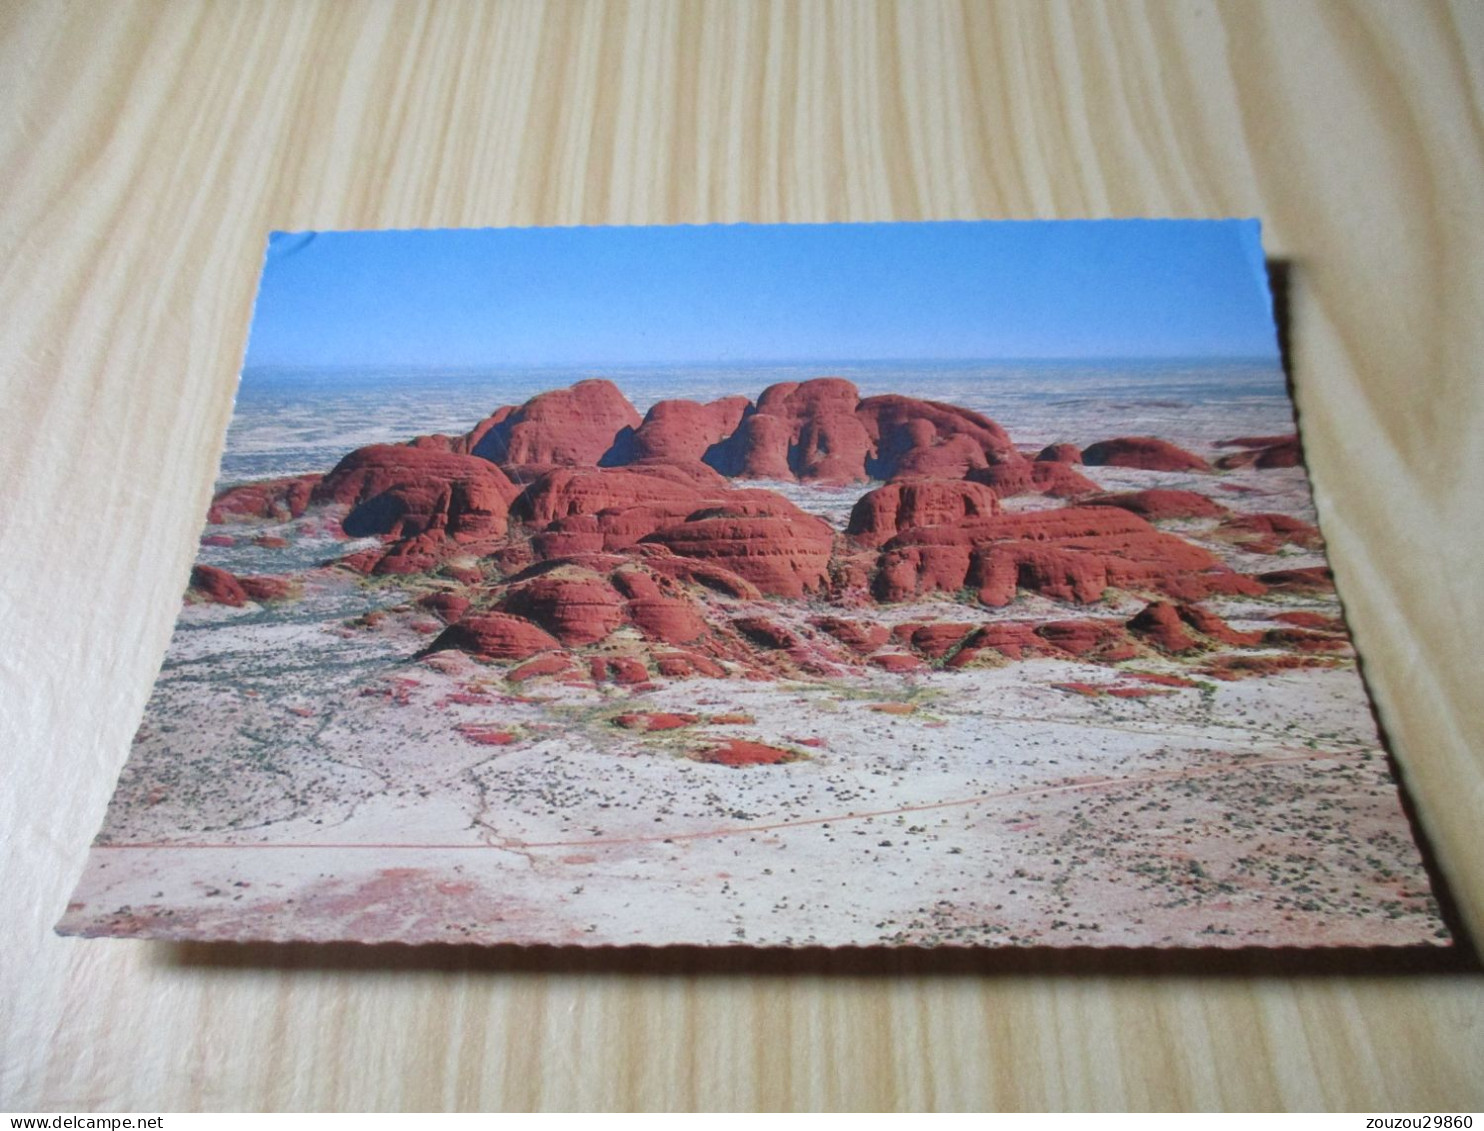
457 725 519 747
1176 603 1263 645
1215 512 1321 554
468 380 641 467
208 474 321 524
513 467 704 527
189 564 248 606
689 380 1027 486
743 379 874 484
893 622 976 660
869 653 925 672
239 575 293 603
873 507 1261 606
1082 437 1211 472
314 445 518 541
1200 654 1338 681
432 613 562 660
693 739 800 766
1257 566 1334 591
629 397 751 464
1085 489 1227 521
1036 443 1082 464
497 569 626 646
945 623 1044 665
653 651 728 679
505 655 573 682
968 461 1099 499
857 394 1020 479
1126 602 1198 652
810 616 891 654
846 479 1000 548
731 616 798 650
416 592 470 624
643 507 835 599
610 564 708 645
612 712 699 731
1214 434 1302 470
1035 619 1138 661
634 546 761 599
1263 628 1350 653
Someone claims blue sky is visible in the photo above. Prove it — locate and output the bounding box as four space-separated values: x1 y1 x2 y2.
243 220 1278 369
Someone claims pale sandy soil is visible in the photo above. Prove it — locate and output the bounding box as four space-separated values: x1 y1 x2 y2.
58 462 1449 948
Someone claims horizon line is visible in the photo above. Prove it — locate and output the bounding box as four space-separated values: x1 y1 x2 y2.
241 353 1282 376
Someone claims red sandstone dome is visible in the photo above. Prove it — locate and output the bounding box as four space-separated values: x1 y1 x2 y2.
314 445 519 540
846 478 1000 548
208 474 321 524
1081 436 1211 472
870 507 1262 606
1214 434 1302 470
628 396 752 464
1036 443 1082 464
968 460 1099 499
642 505 835 599
1084 489 1228 521
469 379 642 466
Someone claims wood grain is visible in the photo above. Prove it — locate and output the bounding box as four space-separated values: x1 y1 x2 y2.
3 0 1483 1111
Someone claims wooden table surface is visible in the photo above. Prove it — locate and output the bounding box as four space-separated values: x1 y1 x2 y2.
3 0 1483 1112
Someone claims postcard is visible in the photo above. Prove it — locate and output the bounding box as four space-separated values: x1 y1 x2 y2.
59 220 1449 948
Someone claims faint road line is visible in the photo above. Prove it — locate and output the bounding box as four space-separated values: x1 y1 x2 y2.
97 748 1343 852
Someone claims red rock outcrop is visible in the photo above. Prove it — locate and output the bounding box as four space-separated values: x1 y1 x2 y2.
629 397 751 464
610 563 709 644
893 621 977 660
431 613 562 660
314 445 518 540
238 575 293 603
693 739 801 766
1176 602 1263 645
612 712 700 731
208 474 321 523
1214 512 1321 554
1034 619 1139 661
1036 443 1082 464
642 506 835 599
497 569 627 646
189 564 248 606
1126 601 1198 652
1082 437 1211 472
872 507 1262 606
701 379 871 484
857 394 1020 479
507 654 573 682
416 592 470 624
1214 434 1302 470
653 650 728 679
1257 566 1334 591
846 479 1000 548
513 467 705 528
810 616 892 654
470 379 642 467
968 461 1099 499
1084 489 1228 521
1127 601 1260 653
